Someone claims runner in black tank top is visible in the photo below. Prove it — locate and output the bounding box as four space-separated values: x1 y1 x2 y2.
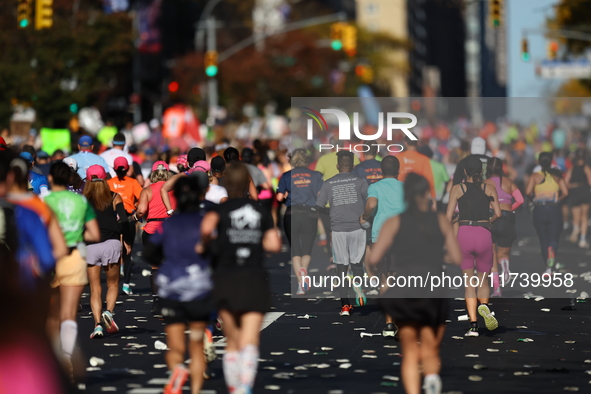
565 149 591 248
199 163 281 394
447 156 502 337
84 169 129 339
370 173 461 394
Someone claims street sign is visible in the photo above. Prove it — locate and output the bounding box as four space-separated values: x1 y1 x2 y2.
538 60 591 79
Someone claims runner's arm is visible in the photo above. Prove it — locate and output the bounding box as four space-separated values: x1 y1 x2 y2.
113 194 130 236
438 213 461 265
136 188 149 219
509 181 524 211
362 197 377 221
487 186 502 223
48 212 68 261
248 178 259 201
84 218 101 243
445 185 460 223
565 167 573 186
525 174 536 200
557 176 569 201
263 228 282 253
196 211 219 254
161 173 184 212
368 215 400 265
423 159 437 200
585 165 591 186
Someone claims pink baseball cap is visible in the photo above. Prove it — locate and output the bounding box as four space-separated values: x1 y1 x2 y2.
114 156 130 171
191 160 210 173
152 160 170 171
87 165 107 181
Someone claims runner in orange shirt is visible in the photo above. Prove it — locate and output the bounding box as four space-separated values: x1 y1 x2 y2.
396 140 436 208
107 157 142 294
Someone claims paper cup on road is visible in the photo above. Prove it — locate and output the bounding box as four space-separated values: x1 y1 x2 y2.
89 357 105 367
154 340 168 350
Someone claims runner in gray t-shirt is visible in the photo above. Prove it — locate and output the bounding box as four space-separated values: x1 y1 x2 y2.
317 168 368 232
316 151 368 315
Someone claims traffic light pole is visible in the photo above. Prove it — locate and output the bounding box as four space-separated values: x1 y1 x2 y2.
207 16 218 115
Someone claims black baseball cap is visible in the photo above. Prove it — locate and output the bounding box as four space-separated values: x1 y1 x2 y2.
187 148 206 166
211 156 226 173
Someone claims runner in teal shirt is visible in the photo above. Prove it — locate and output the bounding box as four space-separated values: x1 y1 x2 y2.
362 156 406 242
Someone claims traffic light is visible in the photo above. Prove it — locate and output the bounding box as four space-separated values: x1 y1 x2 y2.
69 103 79 114
342 25 357 57
548 41 559 61
35 0 53 30
17 0 32 28
331 22 347 51
489 0 503 27
521 38 530 62
205 50 218 77
168 81 179 93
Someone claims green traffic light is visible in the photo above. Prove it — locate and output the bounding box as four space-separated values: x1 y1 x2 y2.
521 53 530 62
205 65 218 77
331 40 343 51
20 19 29 28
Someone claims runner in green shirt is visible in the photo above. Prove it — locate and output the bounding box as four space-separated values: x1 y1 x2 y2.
45 162 100 377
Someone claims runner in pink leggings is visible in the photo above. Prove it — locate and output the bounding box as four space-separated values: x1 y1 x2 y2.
447 156 502 337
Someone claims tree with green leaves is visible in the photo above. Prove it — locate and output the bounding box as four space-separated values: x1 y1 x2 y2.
0 0 133 128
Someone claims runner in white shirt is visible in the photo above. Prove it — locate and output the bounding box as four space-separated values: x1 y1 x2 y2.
100 133 134 177
205 183 228 204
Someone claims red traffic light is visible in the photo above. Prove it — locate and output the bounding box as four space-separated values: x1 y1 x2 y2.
168 81 179 93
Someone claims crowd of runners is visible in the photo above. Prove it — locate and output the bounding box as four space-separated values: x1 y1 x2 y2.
1 118 590 394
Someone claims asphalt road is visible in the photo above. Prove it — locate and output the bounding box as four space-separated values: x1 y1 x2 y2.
77 207 591 394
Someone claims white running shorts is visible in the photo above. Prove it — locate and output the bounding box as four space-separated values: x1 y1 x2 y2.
331 228 366 265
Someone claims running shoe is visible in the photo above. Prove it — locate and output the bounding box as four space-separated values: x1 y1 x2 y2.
318 239 327 246
579 239 590 249
203 328 216 363
164 364 189 394
299 268 310 292
339 305 353 316
543 267 552 276
491 287 502 297
547 247 555 269
423 374 442 394
382 323 398 338
122 283 133 295
500 259 510 286
465 324 479 337
366 289 379 296
296 287 305 295
353 282 366 307
90 325 104 339
101 310 119 334
477 304 498 331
